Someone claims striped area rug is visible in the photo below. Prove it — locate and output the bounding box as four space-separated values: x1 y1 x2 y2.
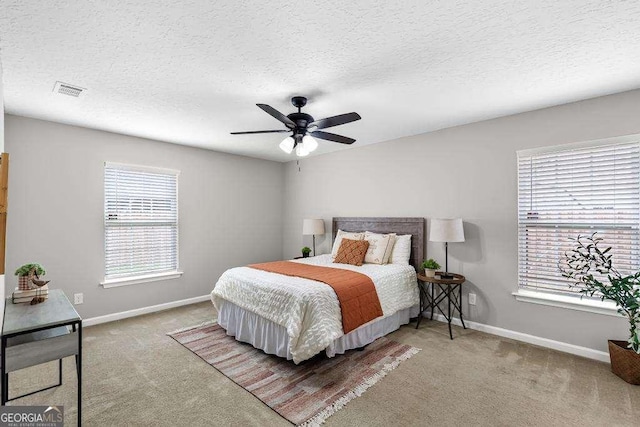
169 323 420 426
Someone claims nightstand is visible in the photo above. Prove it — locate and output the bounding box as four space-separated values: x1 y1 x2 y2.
416 272 467 339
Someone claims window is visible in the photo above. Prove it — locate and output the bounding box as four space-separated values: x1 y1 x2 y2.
517 137 640 299
103 163 180 286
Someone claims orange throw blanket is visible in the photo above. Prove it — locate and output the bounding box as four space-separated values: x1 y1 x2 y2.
248 261 383 334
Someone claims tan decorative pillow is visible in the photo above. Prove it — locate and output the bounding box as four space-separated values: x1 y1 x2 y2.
383 233 397 264
331 229 365 259
334 238 370 266
364 232 396 265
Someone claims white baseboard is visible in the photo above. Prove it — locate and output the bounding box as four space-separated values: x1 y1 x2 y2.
84 294 211 327
83 295 610 363
423 311 610 363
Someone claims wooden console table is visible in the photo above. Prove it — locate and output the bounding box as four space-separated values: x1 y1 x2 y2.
1 289 82 425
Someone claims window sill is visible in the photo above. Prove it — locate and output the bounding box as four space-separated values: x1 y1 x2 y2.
512 289 623 318
100 271 183 289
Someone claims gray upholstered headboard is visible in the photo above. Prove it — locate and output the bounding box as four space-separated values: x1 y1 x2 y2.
332 217 425 270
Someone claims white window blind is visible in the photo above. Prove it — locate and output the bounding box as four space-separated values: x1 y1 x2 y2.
517 140 640 296
104 163 179 281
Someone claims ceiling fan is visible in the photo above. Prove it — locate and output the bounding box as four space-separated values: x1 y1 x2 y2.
231 96 361 157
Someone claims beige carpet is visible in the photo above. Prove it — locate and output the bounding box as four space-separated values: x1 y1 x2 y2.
5 302 639 426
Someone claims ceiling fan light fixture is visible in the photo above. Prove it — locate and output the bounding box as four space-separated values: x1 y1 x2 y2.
279 136 295 154
296 143 310 157
231 96 361 154
302 135 318 152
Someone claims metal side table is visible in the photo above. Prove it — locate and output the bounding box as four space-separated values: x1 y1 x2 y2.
416 272 466 339
1 289 82 426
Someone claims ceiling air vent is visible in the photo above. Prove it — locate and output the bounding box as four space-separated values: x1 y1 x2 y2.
53 81 86 98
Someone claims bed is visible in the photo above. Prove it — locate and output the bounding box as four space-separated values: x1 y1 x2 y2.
210 217 425 363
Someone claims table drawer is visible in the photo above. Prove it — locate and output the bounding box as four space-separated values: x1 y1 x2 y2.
5 327 79 372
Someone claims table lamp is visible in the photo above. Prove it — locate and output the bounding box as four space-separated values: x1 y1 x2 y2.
303 219 325 256
429 218 465 279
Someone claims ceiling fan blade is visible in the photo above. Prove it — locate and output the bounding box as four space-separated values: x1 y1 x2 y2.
256 104 296 128
309 112 361 130
310 130 355 145
230 130 289 135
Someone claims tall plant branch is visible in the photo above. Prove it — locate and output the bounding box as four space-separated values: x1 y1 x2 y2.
559 233 640 353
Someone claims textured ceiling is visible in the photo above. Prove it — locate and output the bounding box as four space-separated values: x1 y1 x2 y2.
1 1 640 162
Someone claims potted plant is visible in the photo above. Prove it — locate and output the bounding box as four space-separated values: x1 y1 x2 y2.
559 233 640 385
15 263 46 290
301 247 311 258
421 258 441 278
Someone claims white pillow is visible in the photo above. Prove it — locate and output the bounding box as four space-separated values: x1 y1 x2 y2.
389 234 412 265
364 232 396 265
331 230 365 259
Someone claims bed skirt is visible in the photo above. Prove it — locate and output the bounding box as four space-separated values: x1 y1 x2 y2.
217 300 419 361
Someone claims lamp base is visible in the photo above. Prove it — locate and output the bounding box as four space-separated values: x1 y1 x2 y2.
439 272 455 280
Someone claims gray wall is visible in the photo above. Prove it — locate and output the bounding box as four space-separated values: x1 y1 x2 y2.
5 88 640 352
0 59 5 327
282 89 640 353
5 115 284 318
0 60 3 148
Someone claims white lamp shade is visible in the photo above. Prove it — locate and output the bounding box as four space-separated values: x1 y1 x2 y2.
429 218 465 242
296 143 309 157
302 135 318 152
303 219 325 235
279 137 294 154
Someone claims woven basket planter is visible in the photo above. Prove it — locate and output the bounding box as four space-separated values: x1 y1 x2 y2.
608 340 640 385
17 276 35 291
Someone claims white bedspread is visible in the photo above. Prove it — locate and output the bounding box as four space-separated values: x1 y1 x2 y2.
210 255 418 363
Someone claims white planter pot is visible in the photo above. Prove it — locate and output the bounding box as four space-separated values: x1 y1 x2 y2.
424 269 436 278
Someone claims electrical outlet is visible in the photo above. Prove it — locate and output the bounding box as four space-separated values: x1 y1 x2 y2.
468 293 477 305
74 293 83 305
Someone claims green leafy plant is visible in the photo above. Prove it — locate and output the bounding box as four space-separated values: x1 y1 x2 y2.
15 263 46 277
559 233 640 353
421 258 441 270
301 247 311 255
